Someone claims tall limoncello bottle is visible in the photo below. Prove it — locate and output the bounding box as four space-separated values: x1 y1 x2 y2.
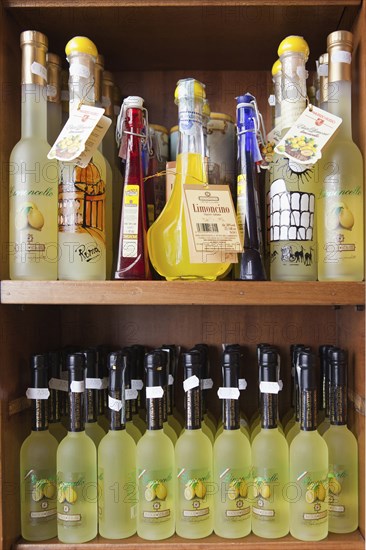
289 352 328 541
46 53 62 147
9 31 58 280
20 354 58 541
269 36 317 280
48 351 67 443
213 349 251 538
317 30 364 281
83 348 106 448
175 350 213 539
323 348 358 533
57 353 98 543
58 37 107 280
251 348 289 538
147 78 231 280
98 351 136 538
136 350 175 540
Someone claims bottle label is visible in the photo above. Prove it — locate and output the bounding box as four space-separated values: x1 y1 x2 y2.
295 469 328 524
179 109 203 135
138 468 172 522
218 467 251 521
236 174 247 243
23 469 57 523
328 465 347 515
122 185 139 258
177 467 211 521
252 468 282 520
57 472 97 525
31 61 47 82
98 467 137 521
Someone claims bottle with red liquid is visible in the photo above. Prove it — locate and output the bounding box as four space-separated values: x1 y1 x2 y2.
115 96 151 279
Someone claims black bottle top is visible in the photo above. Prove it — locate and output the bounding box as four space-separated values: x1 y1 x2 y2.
329 348 348 425
319 344 334 414
222 349 240 430
67 352 85 432
108 350 127 430
48 350 61 424
183 350 202 430
259 347 279 430
145 350 165 430
82 349 98 423
30 353 49 431
161 345 176 415
298 351 318 431
130 344 145 410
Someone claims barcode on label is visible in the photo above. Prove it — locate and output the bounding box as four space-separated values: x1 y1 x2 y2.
196 223 219 232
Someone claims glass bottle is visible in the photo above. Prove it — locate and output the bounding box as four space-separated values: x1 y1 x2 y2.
213 349 251 538
251 348 289 538
136 350 175 540
20 354 58 541
282 343 304 433
98 350 136 538
96 346 110 433
161 345 183 437
175 350 213 539
9 30 58 280
249 343 271 434
58 36 107 280
127 346 147 435
48 351 67 443
234 93 266 280
147 78 232 280
130 344 147 425
115 96 151 279
269 36 317 281
83 348 106 448
193 343 216 439
317 53 328 110
317 30 364 281
286 346 310 445
57 353 98 543
124 348 142 444
289 352 328 541
323 348 358 533
318 344 333 425
46 53 62 147
318 345 335 435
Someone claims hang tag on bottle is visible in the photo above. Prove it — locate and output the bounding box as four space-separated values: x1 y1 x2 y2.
26 387 50 400
259 380 283 394
274 105 342 165
131 379 144 391
125 388 138 400
70 380 85 393
217 387 240 400
200 378 213 390
145 386 164 399
238 378 247 390
49 378 69 392
47 104 111 168
109 395 122 411
168 374 174 386
183 375 200 392
183 184 241 264
85 377 104 390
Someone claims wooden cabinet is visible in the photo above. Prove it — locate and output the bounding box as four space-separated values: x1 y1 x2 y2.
0 1 364 549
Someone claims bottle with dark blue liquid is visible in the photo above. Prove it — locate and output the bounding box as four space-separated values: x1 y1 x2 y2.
234 94 266 280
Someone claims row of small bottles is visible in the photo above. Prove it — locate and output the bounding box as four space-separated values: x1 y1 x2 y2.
21 342 358 543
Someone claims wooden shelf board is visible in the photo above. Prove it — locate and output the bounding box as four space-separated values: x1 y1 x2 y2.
3 0 361 7
14 530 365 549
1 280 364 306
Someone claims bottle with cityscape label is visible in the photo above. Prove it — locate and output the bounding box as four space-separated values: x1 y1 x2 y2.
20 354 58 541
83 348 106 448
323 348 358 533
98 350 137 538
269 36 317 281
317 30 364 281
48 351 67 443
213 349 251 538
9 31 58 280
175 350 213 539
136 350 175 540
289 352 328 541
251 347 289 538
57 353 98 543
58 36 107 280
46 53 62 147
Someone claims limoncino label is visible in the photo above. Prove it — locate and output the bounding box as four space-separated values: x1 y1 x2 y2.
296 469 328 524
98 467 137 521
138 468 172 523
328 465 347 515
178 467 211 522
252 467 280 520
23 469 57 523
219 467 251 522
57 471 97 525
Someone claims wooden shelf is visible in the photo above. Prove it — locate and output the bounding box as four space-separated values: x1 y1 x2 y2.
1 280 364 306
14 531 365 549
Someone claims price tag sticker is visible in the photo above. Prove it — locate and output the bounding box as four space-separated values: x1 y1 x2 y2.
48 104 111 168
85 378 104 390
145 386 164 399
26 388 50 400
238 378 247 390
274 105 342 165
49 378 69 392
168 374 174 386
217 387 240 400
125 388 138 400
70 380 85 393
183 184 241 264
183 375 200 392
201 378 213 390
259 380 283 394
109 396 122 411
131 379 144 391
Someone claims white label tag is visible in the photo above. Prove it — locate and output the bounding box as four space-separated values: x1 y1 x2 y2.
70 62 90 79
238 378 247 390
331 50 352 64
275 105 342 164
26 387 50 400
183 184 241 263
201 378 213 390
131 379 144 391
48 105 111 168
70 380 85 393
122 185 139 258
318 63 328 77
49 378 69 392
268 94 276 107
47 84 57 98
217 387 240 400
259 380 283 394
85 378 104 390
168 374 174 386
145 386 164 399
109 395 122 411
125 388 138 400
183 375 200 392
31 61 47 81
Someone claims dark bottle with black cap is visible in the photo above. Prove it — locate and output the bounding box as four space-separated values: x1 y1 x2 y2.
251 347 289 538
48 350 67 442
286 345 311 445
175 350 213 539
161 344 183 437
221 344 249 435
323 348 358 533
130 344 146 422
96 345 110 433
194 343 216 438
249 342 271 432
124 348 142 444
213 348 251 537
20 354 58 541
289 351 328 541
98 350 136 539
56 353 97 543
83 349 106 448
318 344 335 435
283 343 305 434
136 349 175 540
157 348 178 445
127 346 146 436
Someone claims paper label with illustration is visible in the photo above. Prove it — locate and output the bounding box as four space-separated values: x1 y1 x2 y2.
295 469 328 524
138 468 172 523
328 465 347 515
177 467 212 522
218 467 251 521
23 469 57 523
122 185 139 258
57 471 97 526
252 467 285 520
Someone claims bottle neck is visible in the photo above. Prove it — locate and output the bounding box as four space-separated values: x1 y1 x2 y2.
109 388 126 431
185 386 201 430
260 393 278 429
166 383 173 416
21 84 47 139
162 385 168 422
123 107 144 185
177 95 206 158
48 389 61 423
327 80 352 139
319 360 327 414
68 53 95 113
69 390 84 432
223 399 240 430
280 52 307 132
330 383 347 425
146 395 164 431
84 388 98 423
300 388 317 431
32 399 48 431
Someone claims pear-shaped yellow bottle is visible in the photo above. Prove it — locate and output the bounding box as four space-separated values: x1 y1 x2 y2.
147 79 231 280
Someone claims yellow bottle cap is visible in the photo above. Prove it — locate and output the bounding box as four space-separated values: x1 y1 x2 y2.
174 78 206 103
278 36 309 61
271 59 282 77
65 36 98 58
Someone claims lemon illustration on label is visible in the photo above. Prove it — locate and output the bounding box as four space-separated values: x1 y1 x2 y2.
239 480 248 498
57 488 65 503
184 485 195 500
32 487 44 502
254 477 271 499
305 480 326 503
43 481 56 499
64 486 78 504
144 487 156 502
16 202 44 231
145 479 168 501
184 478 207 500
326 202 354 231
329 474 342 495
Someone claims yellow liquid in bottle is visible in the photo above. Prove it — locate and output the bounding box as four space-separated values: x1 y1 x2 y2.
147 152 231 280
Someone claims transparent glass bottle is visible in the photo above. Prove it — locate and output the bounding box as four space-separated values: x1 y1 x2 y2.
46 53 62 147
9 31 58 280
